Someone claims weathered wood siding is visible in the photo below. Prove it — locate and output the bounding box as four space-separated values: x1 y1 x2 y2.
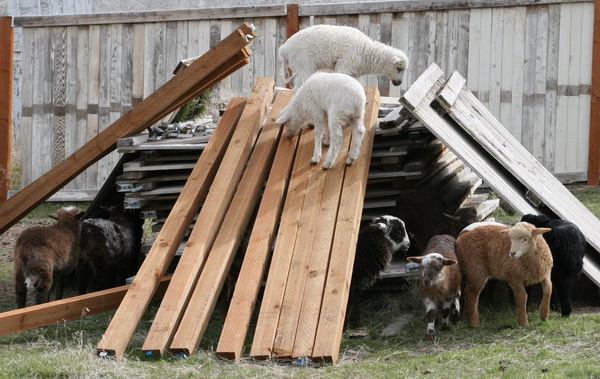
13 0 594 193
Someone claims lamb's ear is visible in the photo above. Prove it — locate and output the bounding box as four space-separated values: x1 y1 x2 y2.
276 107 290 124
48 213 59 220
393 56 407 69
75 211 86 220
499 229 510 235
533 227 551 236
442 258 457 266
407 256 423 264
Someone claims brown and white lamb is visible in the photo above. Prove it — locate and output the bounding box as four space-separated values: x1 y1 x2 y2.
456 222 553 327
14 206 85 307
407 234 462 338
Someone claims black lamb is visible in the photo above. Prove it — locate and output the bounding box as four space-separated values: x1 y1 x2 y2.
521 214 586 317
346 215 410 329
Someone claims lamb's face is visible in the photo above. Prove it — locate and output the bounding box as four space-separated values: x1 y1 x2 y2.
276 105 303 138
503 222 551 259
372 215 410 253
386 53 409 86
407 253 457 288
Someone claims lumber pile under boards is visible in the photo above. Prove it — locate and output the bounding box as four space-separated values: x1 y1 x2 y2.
0 23 256 235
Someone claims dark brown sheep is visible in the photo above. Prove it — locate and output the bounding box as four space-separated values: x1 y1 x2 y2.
14 206 85 308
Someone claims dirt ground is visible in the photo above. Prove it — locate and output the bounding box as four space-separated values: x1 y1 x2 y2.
0 224 27 262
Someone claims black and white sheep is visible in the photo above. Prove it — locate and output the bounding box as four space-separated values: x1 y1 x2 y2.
14 206 85 307
456 222 553 327
279 24 409 90
277 72 366 169
78 204 142 293
346 215 410 329
407 234 461 338
521 214 585 317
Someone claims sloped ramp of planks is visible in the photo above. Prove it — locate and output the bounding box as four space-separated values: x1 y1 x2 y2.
400 63 600 288
94 79 380 362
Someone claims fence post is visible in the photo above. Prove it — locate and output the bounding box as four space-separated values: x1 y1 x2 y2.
0 17 13 202
589 0 600 186
287 4 299 39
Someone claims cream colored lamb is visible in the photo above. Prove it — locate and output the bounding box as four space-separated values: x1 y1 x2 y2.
276 72 366 169
279 24 409 90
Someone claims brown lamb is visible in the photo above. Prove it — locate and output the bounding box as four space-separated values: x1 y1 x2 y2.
14 206 85 308
456 222 553 328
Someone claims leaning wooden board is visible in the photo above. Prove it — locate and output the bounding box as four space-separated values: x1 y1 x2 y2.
437 69 600 286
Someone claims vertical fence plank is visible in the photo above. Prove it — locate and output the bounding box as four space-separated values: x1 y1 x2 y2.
0 17 13 201
589 0 600 185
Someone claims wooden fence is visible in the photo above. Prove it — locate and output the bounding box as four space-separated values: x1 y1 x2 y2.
10 0 596 197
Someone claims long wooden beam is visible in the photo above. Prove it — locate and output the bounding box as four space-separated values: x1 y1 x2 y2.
589 0 600 185
139 78 274 357
0 17 13 203
0 23 255 235
249 128 314 360
168 89 287 357
216 91 298 361
312 87 380 364
95 98 246 359
0 276 171 337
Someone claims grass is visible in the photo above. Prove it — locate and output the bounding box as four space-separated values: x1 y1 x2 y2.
1 187 600 377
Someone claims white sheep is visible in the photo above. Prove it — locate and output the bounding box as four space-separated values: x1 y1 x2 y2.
279 24 409 90
276 72 366 169
456 222 553 327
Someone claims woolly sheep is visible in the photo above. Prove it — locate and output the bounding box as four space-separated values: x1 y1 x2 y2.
521 214 586 317
14 206 85 307
456 222 553 327
276 72 366 169
407 235 462 338
279 24 409 90
346 215 410 329
79 204 142 293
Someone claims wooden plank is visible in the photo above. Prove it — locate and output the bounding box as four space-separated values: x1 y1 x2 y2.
287 4 299 38
298 0 593 17
489 8 504 118
0 24 255 235
311 87 379 364
20 27 33 188
438 70 600 285
589 0 600 185
14 6 287 27
216 91 297 360
544 5 560 173
291 121 352 359
0 276 171 337
578 4 594 172
521 6 538 152
140 78 274 357
532 6 549 163
0 17 13 202
511 6 526 140
555 3 571 173
499 7 515 135
407 65 537 214
271 132 349 359
86 24 100 190
94 98 245 358
169 87 284 357
249 128 314 360
566 3 583 172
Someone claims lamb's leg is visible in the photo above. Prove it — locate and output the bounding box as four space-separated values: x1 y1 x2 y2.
323 118 343 169
508 280 529 326
450 293 461 324
35 275 52 305
14 268 27 308
539 275 553 321
323 126 330 146
463 279 485 328
346 118 365 165
424 297 437 338
311 124 324 165
54 274 66 301
556 271 579 317
441 298 452 331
